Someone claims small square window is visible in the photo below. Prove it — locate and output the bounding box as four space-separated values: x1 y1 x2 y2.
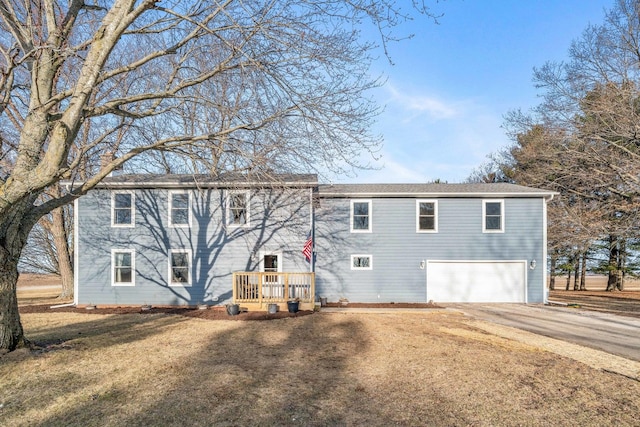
170 250 191 286
350 200 372 232
112 249 135 286
112 192 134 227
169 191 190 227
416 200 438 232
351 255 372 270
483 200 504 233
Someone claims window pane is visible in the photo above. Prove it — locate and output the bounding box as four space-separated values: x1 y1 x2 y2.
115 209 131 225
172 267 189 283
353 216 369 230
172 193 189 208
486 216 501 230
230 194 247 225
115 252 131 267
486 202 501 216
419 202 434 216
172 208 188 225
171 253 189 283
353 256 370 268
118 267 132 283
231 194 246 209
353 202 368 216
419 217 435 230
172 253 188 267
115 193 131 208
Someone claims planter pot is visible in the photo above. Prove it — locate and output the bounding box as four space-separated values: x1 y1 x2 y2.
268 303 278 314
226 304 240 316
287 300 299 313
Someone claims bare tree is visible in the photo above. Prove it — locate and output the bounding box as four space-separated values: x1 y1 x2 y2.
0 1 439 351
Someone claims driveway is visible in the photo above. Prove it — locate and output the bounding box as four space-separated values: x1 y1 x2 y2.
446 303 640 362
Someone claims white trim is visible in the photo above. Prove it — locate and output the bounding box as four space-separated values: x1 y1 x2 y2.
227 190 251 228
542 197 549 303
111 249 135 287
111 190 135 227
168 190 191 228
259 250 283 273
416 199 438 233
350 254 373 270
73 198 79 305
169 249 192 287
482 199 505 233
350 199 372 233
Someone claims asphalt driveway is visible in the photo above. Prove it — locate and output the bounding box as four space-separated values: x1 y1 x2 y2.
446 303 640 362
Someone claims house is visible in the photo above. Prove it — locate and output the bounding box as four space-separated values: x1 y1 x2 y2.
72 174 317 310
71 175 555 308
314 183 555 304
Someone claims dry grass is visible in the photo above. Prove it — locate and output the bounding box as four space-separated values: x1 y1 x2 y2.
1 308 639 426
3 275 640 426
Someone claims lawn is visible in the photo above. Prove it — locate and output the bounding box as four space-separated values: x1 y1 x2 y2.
1 308 639 426
3 276 640 426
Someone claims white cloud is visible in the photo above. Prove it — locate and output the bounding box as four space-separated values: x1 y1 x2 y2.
384 84 457 120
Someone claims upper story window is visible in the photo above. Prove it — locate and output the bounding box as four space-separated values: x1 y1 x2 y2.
228 191 250 227
416 200 438 233
112 249 135 286
483 200 504 233
112 191 134 227
169 191 191 227
169 249 191 286
350 200 372 233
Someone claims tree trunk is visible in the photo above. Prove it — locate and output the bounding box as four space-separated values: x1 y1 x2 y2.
0 248 26 352
51 206 74 299
0 197 39 352
549 254 556 291
579 253 587 291
565 269 571 291
606 236 619 291
618 240 626 291
573 257 580 290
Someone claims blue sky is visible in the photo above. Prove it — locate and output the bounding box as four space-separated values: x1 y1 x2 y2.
340 0 614 184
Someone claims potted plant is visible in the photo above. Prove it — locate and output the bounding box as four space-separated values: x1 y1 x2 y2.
287 298 300 313
226 303 240 316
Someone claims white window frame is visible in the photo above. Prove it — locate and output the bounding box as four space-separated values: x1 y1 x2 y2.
227 190 250 227
111 191 135 227
169 249 192 287
416 199 438 233
351 254 373 270
350 199 372 233
168 190 191 228
483 199 505 233
111 249 135 287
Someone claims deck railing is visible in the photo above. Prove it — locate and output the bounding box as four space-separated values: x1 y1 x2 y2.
232 272 315 307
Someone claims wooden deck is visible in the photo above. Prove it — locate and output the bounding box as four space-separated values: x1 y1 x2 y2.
232 272 315 311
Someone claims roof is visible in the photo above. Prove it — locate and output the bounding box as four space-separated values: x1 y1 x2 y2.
317 183 557 198
86 173 318 189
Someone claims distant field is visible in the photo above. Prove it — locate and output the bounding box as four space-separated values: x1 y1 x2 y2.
551 274 640 291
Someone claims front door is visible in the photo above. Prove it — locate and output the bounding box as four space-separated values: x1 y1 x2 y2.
261 252 282 297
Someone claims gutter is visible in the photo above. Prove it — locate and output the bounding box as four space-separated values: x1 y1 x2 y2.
319 191 558 199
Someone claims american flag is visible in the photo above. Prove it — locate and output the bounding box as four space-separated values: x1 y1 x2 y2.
302 231 313 262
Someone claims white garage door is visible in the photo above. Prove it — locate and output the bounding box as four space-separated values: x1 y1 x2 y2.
426 261 526 303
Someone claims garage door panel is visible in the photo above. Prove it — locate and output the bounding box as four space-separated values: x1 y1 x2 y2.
427 261 526 303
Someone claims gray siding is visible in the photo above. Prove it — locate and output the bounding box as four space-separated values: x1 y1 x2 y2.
314 197 546 303
77 188 312 306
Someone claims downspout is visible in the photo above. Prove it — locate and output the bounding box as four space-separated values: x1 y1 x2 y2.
73 197 79 306
542 194 554 304
309 186 315 273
